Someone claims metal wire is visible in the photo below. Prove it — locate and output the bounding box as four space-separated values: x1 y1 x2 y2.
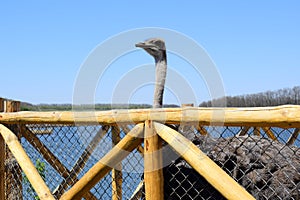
164 126 300 200
3 124 300 199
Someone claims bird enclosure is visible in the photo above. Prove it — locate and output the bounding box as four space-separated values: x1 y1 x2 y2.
0 101 300 199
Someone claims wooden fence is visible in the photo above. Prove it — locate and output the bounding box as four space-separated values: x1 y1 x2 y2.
0 101 300 199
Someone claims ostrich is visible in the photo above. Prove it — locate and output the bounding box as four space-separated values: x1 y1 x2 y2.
134 38 205 199
135 38 167 109
133 39 300 199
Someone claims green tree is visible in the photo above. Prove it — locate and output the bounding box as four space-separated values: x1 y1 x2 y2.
23 159 46 200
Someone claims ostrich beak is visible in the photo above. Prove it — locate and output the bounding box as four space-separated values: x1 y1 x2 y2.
135 42 147 48
135 42 156 49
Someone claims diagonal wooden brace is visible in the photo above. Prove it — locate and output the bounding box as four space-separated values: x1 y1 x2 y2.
153 122 255 200
60 123 144 200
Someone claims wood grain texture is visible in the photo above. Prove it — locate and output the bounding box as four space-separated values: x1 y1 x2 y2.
144 120 164 200
1 105 300 128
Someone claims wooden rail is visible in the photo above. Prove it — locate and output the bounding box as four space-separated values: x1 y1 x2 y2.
1 105 299 199
1 105 300 128
287 128 300 145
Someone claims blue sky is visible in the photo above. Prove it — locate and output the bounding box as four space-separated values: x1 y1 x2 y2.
1 1 299 105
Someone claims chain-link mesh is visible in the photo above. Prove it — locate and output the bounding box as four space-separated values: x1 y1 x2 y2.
164 126 300 200
3 124 144 200
3 123 300 199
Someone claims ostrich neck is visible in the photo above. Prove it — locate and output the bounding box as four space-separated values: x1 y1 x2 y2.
153 57 167 108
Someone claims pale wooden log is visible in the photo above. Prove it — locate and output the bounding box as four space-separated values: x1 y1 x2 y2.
0 98 4 200
144 120 164 200
154 122 255 200
253 127 261 136
1 105 300 128
238 127 250 136
129 180 144 200
121 125 144 156
22 125 97 200
287 128 300 146
262 127 277 140
136 145 145 155
0 124 55 200
112 126 122 200
54 126 109 199
60 123 144 200
196 125 208 135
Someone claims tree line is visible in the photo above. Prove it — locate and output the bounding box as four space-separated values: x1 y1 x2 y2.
199 86 300 107
20 103 179 111
19 86 300 110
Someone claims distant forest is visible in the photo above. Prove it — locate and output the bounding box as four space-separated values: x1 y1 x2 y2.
20 103 179 111
199 86 300 107
19 86 300 111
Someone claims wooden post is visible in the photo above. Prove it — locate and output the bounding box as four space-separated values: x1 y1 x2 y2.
112 126 122 200
253 127 261 136
121 125 144 157
60 123 144 200
5 100 22 199
6 100 20 113
144 120 164 200
0 98 3 111
0 124 55 200
182 103 194 107
262 127 277 141
180 104 197 139
0 98 5 200
238 127 250 136
154 122 255 200
287 128 300 146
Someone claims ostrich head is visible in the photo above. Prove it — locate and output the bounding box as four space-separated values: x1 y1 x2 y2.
136 38 167 108
135 38 166 63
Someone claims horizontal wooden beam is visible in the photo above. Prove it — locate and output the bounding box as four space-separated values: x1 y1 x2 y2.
154 122 255 200
1 105 300 128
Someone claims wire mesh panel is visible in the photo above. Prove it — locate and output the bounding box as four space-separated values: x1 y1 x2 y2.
3 124 23 200
15 124 144 200
2 122 300 199
163 126 300 200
